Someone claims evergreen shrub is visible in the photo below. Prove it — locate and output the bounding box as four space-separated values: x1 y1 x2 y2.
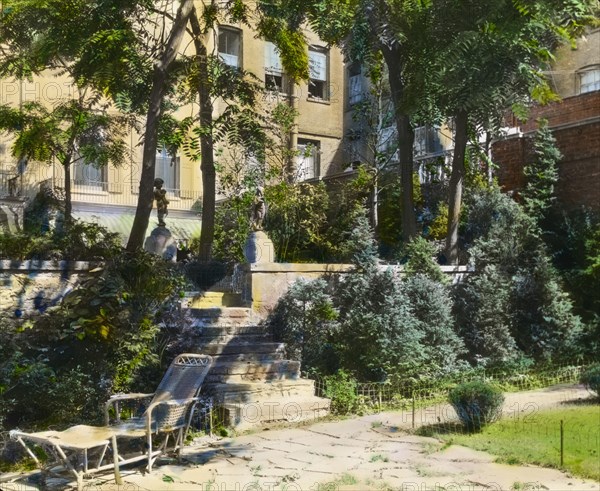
580 364 600 398
448 380 504 431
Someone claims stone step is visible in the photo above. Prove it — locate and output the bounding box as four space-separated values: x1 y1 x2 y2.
210 379 317 405
202 352 285 365
183 292 244 309
197 325 269 337
187 307 258 327
201 342 285 356
220 395 331 431
205 360 301 384
197 333 273 345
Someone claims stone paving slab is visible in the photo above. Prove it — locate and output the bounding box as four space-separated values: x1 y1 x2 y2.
3 385 598 491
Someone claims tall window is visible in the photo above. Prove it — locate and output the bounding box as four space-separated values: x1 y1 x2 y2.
155 147 179 194
296 139 320 180
579 66 600 94
308 47 328 100
218 27 241 68
414 125 444 158
265 42 284 92
348 63 362 105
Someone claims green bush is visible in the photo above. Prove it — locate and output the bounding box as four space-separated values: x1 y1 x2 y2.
448 380 505 431
580 364 600 398
323 371 360 415
0 220 121 261
0 250 188 431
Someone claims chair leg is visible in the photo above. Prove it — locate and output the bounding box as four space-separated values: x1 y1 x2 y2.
111 435 123 485
147 432 153 472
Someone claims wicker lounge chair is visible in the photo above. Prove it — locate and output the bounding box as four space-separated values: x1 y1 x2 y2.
10 353 213 490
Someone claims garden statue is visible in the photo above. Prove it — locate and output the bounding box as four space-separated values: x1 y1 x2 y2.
244 186 274 263
153 178 169 227
251 187 266 231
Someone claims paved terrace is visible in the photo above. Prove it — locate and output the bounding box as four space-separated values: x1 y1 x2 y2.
4 384 598 491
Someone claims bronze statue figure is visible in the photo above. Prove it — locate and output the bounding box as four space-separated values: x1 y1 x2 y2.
251 187 266 231
153 178 169 227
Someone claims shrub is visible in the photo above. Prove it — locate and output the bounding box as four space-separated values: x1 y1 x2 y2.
323 371 361 415
0 250 188 431
580 364 600 398
403 236 447 284
457 186 583 364
268 278 339 375
448 380 504 431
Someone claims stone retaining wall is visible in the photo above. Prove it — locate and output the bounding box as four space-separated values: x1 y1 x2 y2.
0 260 92 316
240 262 471 318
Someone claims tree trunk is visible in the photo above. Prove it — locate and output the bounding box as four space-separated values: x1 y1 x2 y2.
126 0 195 251
190 9 216 261
381 46 417 242
445 110 469 265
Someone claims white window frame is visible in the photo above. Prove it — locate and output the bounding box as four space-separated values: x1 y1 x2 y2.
265 42 285 92
308 47 329 100
578 65 600 94
296 139 320 181
155 147 180 196
218 27 241 68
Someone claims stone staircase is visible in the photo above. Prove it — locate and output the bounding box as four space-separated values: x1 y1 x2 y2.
182 292 330 431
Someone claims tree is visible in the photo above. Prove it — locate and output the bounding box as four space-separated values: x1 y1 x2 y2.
0 98 131 224
126 0 195 251
420 0 596 263
521 119 561 227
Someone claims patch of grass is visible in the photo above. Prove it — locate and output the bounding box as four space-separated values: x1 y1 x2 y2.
318 473 359 491
369 453 389 462
427 405 600 480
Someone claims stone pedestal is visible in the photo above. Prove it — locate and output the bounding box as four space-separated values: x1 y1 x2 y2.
243 230 275 263
144 226 177 262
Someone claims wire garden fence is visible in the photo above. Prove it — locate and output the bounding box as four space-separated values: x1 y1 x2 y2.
307 362 596 424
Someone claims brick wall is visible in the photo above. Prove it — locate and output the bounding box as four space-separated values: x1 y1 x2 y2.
492 91 600 210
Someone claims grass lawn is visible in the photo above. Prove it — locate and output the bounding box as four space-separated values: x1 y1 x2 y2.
420 404 600 480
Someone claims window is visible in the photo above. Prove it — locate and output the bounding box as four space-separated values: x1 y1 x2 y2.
73 160 107 189
218 27 241 68
414 125 444 158
265 42 285 92
308 47 328 100
579 66 600 94
348 63 362 105
155 147 180 195
296 139 320 180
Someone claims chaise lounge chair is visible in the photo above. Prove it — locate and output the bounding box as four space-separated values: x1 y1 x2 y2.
10 353 213 490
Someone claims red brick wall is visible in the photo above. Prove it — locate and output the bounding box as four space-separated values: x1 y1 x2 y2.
492 92 600 210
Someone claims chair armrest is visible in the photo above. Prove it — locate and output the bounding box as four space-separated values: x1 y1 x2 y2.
104 393 154 424
144 397 201 432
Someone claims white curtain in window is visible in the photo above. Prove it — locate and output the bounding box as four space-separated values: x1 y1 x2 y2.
580 69 600 94
309 50 327 81
265 42 283 73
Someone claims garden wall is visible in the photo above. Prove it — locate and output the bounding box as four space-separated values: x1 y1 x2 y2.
240 262 471 318
0 260 92 316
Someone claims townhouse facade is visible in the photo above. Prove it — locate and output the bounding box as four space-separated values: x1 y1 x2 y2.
0 4 346 242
